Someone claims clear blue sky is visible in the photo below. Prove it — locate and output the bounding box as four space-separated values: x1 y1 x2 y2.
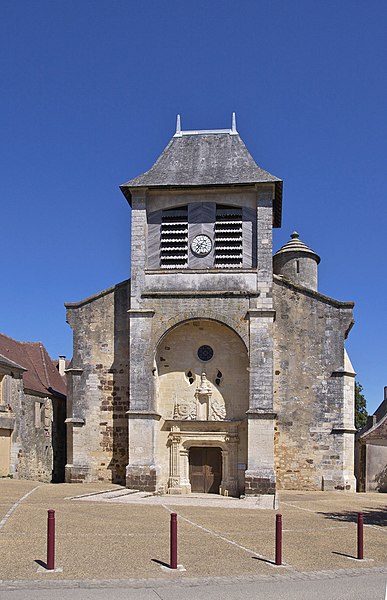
1 1 386 413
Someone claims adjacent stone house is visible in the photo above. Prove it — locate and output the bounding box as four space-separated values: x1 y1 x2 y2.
65 116 357 501
0 334 66 482
356 388 387 492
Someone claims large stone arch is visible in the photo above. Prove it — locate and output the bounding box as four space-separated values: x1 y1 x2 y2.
153 318 249 496
153 312 249 355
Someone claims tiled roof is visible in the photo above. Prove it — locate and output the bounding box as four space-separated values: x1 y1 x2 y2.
120 129 283 227
0 333 66 397
0 353 26 371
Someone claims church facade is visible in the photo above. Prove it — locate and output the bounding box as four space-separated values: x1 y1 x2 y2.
65 116 357 499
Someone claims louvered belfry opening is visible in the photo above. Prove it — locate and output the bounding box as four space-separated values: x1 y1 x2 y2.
160 206 188 269
214 205 243 268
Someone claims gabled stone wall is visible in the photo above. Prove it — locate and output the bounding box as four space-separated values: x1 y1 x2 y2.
65 280 130 484
273 277 356 490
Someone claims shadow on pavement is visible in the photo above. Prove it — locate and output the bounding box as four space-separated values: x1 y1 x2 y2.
252 556 276 566
332 551 357 560
317 507 387 526
151 558 172 569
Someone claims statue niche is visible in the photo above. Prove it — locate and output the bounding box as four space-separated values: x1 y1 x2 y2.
173 372 226 421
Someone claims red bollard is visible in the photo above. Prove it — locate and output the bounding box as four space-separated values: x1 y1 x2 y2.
170 512 177 569
47 509 55 570
357 512 364 560
275 513 282 566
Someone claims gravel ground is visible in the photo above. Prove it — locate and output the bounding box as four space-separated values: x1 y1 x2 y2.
0 480 385 583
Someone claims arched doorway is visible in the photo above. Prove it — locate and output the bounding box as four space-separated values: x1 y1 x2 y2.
155 318 249 496
189 446 222 493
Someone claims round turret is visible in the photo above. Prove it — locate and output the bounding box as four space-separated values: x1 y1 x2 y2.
273 232 320 291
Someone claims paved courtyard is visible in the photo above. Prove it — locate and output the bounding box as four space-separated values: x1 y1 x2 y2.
0 480 385 587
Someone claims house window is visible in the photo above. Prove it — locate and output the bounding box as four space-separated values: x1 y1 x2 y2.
159 206 188 269
34 402 44 428
0 375 10 410
214 205 243 268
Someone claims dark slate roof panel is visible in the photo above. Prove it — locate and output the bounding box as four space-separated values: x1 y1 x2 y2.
120 131 283 227
121 133 281 188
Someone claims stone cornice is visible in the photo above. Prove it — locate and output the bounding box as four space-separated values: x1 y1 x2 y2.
127 309 155 317
65 417 85 426
332 369 356 378
65 279 130 309
126 411 162 420
246 410 277 419
0 416 15 429
331 427 357 434
247 309 276 318
273 274 354 309
142 290 254 299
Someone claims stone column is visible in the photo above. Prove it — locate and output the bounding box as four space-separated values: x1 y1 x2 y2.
130 190 148 310
179 448 191 493
220 449 229 495
244 185 276 497
126 308 161 492
126 410 161 492
229 436 239 496
167 428 182 494
327 353 357 491
222 434 238 496
64 367 92 483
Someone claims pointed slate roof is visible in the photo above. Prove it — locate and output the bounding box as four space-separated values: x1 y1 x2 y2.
120 118 283 227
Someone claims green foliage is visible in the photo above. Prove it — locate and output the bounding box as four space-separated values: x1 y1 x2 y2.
355 381 368 430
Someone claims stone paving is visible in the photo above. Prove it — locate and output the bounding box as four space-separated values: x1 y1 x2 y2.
0 480 386 589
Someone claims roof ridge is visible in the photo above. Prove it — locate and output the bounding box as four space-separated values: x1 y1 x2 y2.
174 129 236 137
174 113 239 137
39 342 51 389
0 332 41 346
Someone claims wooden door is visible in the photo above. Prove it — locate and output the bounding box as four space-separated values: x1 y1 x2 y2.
189 447 222 493
0 429 11 477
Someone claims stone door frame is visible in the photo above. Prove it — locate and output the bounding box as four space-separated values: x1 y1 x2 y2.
167 425 239 496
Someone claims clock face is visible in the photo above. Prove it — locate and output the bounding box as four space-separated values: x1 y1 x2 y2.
191 234 212 256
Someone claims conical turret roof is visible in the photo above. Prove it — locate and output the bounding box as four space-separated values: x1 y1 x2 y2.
274 232 320 263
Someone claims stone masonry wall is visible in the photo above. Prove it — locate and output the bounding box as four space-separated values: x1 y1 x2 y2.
14 391 53 482
273 277 355 490
360 419 387 492
65 280 130 484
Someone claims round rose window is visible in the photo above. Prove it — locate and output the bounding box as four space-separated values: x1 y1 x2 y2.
197 345 214 361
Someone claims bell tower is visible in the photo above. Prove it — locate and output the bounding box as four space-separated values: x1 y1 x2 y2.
120 115 283 501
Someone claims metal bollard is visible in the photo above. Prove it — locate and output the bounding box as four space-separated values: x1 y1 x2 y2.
47 509 55 570
275 513 282 566
357 512 364 560
170 512 177 569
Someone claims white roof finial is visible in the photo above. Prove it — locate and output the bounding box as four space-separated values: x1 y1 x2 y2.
175 114 182 136
231 112 237 134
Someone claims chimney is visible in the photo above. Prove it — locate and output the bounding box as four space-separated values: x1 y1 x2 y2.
58 356 66 376
384 386 387 401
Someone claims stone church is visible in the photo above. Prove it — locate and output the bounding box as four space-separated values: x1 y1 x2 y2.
65 115 357 500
